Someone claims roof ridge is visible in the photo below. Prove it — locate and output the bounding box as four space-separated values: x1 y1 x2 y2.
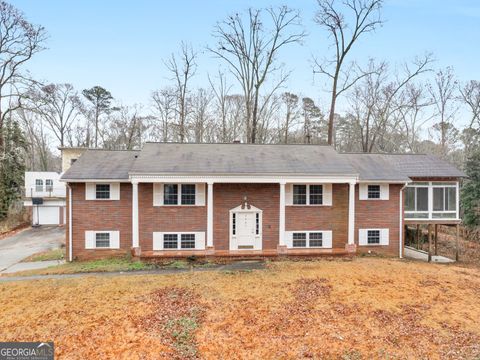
144 142 333 147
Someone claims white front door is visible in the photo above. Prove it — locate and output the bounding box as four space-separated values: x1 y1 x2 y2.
236 212 256 249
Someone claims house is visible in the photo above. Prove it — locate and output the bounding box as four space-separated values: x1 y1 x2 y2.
60 143 465 261
24 171 66 225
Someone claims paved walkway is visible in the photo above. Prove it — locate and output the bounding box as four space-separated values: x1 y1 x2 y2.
0 260 266 283
0 226 65 273
1 260 66 274
404 246 455 263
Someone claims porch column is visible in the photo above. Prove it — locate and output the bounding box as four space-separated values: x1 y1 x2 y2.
348 181 355 245
132 181 139 248
279 181 286 247
207 182 214 248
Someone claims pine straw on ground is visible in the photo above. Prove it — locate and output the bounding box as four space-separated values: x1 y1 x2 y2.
0 258 480 359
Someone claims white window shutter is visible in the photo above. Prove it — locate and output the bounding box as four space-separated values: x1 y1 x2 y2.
195 232 206 249
322 231 333 248
153 232 164 250
196 184 205 206
358 229 367 246
153 183 164 206
380 229 390 245
285 184 293 205
110 183 120 200
85 231 95 249
85 183 95 200
323 184 332 206
359 184 368 200
109 231 120 249
380 184 390 200
284 231 293 248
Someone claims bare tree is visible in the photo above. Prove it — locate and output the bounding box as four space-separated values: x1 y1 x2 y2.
280 92 300 143
209 71 232 142
313 0 383 146
428 67 459 155
302 97 322 144
151 87 176 142
165 42 197 142
190 88 213 143
24 83 82 147
460 80 480 131
0 1 47 148
209 6 305 143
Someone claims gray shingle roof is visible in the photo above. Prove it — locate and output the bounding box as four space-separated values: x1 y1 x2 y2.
343 153 465 180
60 143 465 181
130 143 357 175
61 149 140 180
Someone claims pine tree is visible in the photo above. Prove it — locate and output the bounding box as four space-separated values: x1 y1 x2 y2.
461 149 480 229
0 118 27 220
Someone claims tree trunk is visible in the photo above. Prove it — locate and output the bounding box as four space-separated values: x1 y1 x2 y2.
327 76 339 146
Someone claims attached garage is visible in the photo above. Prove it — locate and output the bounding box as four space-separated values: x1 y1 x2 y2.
32 206 61 225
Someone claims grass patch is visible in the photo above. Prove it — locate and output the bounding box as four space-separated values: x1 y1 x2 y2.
22 248 65 262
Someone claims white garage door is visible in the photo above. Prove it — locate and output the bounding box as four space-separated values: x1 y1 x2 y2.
33 206 60 225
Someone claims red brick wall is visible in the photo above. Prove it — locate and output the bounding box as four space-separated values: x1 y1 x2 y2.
138 183 207 251
213 183 279 250
68 183 132 260
355 184 402 256
286 184 349 249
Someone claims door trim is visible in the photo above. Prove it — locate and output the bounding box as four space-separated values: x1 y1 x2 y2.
229 203 262 250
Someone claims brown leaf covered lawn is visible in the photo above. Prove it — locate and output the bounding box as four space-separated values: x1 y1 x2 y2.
1 258 480 359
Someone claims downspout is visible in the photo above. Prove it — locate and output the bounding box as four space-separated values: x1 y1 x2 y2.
67 184 73 262
399 182 409 259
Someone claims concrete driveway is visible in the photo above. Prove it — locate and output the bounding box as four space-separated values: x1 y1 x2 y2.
0 226 65 272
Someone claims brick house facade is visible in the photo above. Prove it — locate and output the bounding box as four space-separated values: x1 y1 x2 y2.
62 143 464 261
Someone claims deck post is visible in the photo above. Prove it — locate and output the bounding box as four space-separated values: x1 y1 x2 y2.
416 224 420 250
427 224 432 262
456 224 459 261
434 224 438 256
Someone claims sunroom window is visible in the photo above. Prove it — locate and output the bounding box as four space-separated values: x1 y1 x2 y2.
405 182 458 220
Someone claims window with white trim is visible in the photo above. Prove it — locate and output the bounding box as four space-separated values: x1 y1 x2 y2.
35 179 43 192
367 185 380 199
159 233 199 250
367 230 380 245
405 182 458 220
309 232 323 247
163 234 178 249
181 234 195 249
163 184 197 205
292 232 324 248
293 184 323 205
95 184 110 199
292 233 307 247
95 232 110 248
45 179 53 192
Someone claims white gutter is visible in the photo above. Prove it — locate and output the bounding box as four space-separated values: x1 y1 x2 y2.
67 184 73 262
399 182 409 258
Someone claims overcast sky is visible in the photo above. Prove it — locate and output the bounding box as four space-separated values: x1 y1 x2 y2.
10 0 480 118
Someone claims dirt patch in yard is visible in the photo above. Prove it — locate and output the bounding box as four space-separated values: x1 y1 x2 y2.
0 258 479 359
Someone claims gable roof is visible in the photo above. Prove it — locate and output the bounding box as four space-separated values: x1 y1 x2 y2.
60 143 465 182
130 143 357 176
61 149 140 180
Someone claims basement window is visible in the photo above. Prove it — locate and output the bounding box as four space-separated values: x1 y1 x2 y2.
292 233 307 247
163 234 178 249
367 230 380 245
95 232 110 248
309 232 323 247
181 234 196 249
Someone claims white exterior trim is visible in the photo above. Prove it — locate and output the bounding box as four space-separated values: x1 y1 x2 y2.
229 204 263 251
132 181 139 248
153 232 206 250
207 182 214 248
85 230 120 249
285 230 332 249
359 228 389 246
348 182 355 245
279 181 286 247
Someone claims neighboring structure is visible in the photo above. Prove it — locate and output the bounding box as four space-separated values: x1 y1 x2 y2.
60 143 465 261
24 172 66 225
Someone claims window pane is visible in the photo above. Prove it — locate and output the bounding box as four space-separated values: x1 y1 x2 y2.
181 184 196 205
405 187 415 211
255 213 260 235
181 234 195 249
163 234 178 249
433 188 444 211
367 230 380 245
292 233 306 247
164 184 178 205
46 179 53 191
309 185 323 205
95 233 110 248
446 187 456 211
35 179 43 192
416 187 428 211
293 185 307 205
309 232 323 247
96 184 110 199
232 213 236 235
368 185 381 199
